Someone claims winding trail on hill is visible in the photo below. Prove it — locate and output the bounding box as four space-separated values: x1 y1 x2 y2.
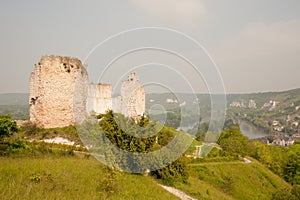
243 157 252 164
189 157 252 167
159 184 197 200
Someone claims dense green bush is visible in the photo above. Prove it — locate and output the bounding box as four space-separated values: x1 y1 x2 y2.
253 141 300 185
217 126 251 157
97 110 190 178
98 111 160 154
97 167 120 195
0 114 20 138
151 156 190 184
8 139 32 153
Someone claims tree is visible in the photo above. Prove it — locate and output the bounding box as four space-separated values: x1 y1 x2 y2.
151 156 189 183
223 119 237 130
97 110 184 174
0 114 19 138
217 126 250 156
137 114 150 127
165 112 180 129
195 122 209 141
253 142 274 168
284 151 300 185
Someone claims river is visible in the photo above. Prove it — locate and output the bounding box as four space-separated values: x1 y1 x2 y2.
239 120 269 139
178 120 269 139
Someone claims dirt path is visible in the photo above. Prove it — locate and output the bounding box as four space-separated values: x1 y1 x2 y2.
189 157 252 167
159 184 197 200
243 157 252 164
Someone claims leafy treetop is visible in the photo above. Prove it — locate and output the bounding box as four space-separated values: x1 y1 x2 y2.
0 114 20 138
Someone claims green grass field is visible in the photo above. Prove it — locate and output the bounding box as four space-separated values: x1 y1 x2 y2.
0 153 292 199
173 158 290 200
0 114 294 199
0 155 178 200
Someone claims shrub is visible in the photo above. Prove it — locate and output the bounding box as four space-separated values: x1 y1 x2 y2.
30 172 41 183
217 126 250 157
21 121 38 136
98 167 120 195
8 139 32 154
151 156 190 184
0 114 20 138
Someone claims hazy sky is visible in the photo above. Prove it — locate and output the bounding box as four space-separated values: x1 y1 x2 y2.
0 0 299 94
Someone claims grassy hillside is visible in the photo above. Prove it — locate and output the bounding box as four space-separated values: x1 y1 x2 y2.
0 120 293 199
0 155 290 200
227 88 300 108
0 90 298 199
226 88 300 134
0 156 178 200
174 159 290 200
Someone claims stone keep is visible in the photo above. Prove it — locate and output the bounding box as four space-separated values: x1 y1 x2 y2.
29 56 88 128
30 56 145 128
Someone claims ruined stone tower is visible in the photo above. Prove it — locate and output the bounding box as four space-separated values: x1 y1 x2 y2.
87 84 112 114
88 72 145 118
120 72 145 117
30 56 145 128
29 56 88 128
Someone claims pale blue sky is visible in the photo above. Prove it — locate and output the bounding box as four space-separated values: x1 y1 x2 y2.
0 0 299 93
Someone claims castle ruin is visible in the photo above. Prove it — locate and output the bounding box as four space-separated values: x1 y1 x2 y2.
118 72 145 117
87 72 145 118
29 56 88 128
29 55 145 128
87 84 112 114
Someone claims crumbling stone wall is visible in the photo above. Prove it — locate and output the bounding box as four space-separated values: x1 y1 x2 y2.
120 72 145 117
30 56 144 128
29 56 88 128
87 84 112 114
88 72 145 118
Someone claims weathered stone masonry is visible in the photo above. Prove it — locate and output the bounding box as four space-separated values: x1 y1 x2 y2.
87 72 145 118
87 84 112 114
29 56 88 128
30 56 145 128
120 72 145 117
